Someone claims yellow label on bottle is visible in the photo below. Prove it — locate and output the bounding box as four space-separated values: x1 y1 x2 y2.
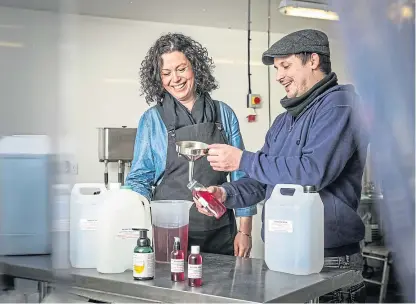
133 253 154 278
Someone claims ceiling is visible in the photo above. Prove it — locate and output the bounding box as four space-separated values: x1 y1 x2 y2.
0 0 338 36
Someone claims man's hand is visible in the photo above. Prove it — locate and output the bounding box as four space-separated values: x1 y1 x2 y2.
207 144 243 172
193 186 227 216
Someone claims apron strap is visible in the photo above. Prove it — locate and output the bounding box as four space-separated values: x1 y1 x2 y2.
156 103 176 137
167 125 176 137
157 99 228 143
212 100 228 144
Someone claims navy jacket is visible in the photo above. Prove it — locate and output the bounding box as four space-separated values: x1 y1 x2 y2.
222 84 367 256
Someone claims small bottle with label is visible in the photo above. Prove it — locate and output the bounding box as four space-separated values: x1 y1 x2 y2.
133 228 155 280
188 245 202 287
170 237 185 282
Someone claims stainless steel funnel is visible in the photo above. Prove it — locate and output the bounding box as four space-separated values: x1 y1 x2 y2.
176 141 209 182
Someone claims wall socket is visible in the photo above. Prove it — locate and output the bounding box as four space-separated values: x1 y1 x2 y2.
56 160 78 175
69 161 78 175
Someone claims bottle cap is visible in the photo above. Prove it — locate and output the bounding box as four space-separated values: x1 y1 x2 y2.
191 245 200 254
187 180 197 190
187 180 206 191
173 237 181 250
303 185 317 193
133 228 150 247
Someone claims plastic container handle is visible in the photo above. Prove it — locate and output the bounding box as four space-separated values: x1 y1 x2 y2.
71 183 108 195
274 184 304 195
137 193 152 229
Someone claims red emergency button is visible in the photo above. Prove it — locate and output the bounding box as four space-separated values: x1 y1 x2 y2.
253 96 261 104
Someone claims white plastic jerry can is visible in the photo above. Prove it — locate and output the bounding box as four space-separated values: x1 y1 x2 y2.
69 183 108 268
96 185 152 274
264 184 324 275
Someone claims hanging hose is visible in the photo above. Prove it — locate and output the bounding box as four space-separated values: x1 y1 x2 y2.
267 0 272 127
247 0 252 95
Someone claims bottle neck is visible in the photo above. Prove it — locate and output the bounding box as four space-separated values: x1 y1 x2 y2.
138 238 150 247
191 246 200 255
187 180 205 191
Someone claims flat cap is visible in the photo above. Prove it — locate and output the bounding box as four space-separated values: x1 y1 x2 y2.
262 29 330 65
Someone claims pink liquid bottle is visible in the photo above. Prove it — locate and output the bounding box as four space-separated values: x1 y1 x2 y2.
188 245 203 287
170 237 185 282
188 180 227 219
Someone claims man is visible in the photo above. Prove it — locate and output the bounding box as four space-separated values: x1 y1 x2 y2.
201 29 368 303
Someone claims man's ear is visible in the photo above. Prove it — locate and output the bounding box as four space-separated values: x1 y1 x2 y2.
310 53 321 70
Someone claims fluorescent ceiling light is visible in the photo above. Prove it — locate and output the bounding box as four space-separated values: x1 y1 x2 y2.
0 41 24 48
279 0 339 21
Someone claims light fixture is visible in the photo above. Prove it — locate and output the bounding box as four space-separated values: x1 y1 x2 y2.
278 0 339 21
0 41 24 48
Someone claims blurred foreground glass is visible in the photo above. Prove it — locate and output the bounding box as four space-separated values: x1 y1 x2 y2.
331 0 415 301
0 0 77 300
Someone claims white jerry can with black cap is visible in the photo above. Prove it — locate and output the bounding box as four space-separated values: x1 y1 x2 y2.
264 184 324 275
96 185 152 274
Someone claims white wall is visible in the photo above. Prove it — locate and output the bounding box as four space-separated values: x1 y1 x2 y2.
0 6 352 259
58 15 273 184
0 6 352 182
0 7 60 137
60 15 351 184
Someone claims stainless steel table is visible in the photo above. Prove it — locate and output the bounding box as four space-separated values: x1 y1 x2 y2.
0 254 359 303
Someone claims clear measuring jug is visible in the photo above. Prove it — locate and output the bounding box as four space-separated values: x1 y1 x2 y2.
150 200 193 263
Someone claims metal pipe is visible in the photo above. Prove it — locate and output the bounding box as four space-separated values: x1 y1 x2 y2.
188 160 194 182
125 161 131 178
38 281 47 302
104 160 109 189
118 160 124 185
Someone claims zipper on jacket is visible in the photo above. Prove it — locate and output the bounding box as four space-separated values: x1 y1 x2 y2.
288 108 309 132
288 116 295 132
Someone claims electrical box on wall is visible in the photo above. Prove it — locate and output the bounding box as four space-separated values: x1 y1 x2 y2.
247 94 262 108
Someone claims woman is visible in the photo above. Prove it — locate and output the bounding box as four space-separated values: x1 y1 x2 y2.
126 33 257 257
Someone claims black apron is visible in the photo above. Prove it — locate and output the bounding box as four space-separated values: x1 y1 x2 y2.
153 100 236 255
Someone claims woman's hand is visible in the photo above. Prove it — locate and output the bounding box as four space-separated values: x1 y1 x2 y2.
234 231 252 258
193 197 214 217
193 186 227 216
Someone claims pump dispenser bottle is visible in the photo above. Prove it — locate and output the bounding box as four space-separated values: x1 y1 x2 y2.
170 237 185 282
132 228 155 280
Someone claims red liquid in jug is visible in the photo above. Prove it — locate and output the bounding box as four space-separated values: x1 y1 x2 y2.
153 224 188 263
193 190 227 219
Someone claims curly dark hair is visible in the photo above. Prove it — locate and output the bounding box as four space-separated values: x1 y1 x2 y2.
139 33 218 104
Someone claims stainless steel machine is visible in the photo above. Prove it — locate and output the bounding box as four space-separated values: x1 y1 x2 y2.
176 141 209 182
98 126 136 187
360 143 384 244
362 143 383 198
